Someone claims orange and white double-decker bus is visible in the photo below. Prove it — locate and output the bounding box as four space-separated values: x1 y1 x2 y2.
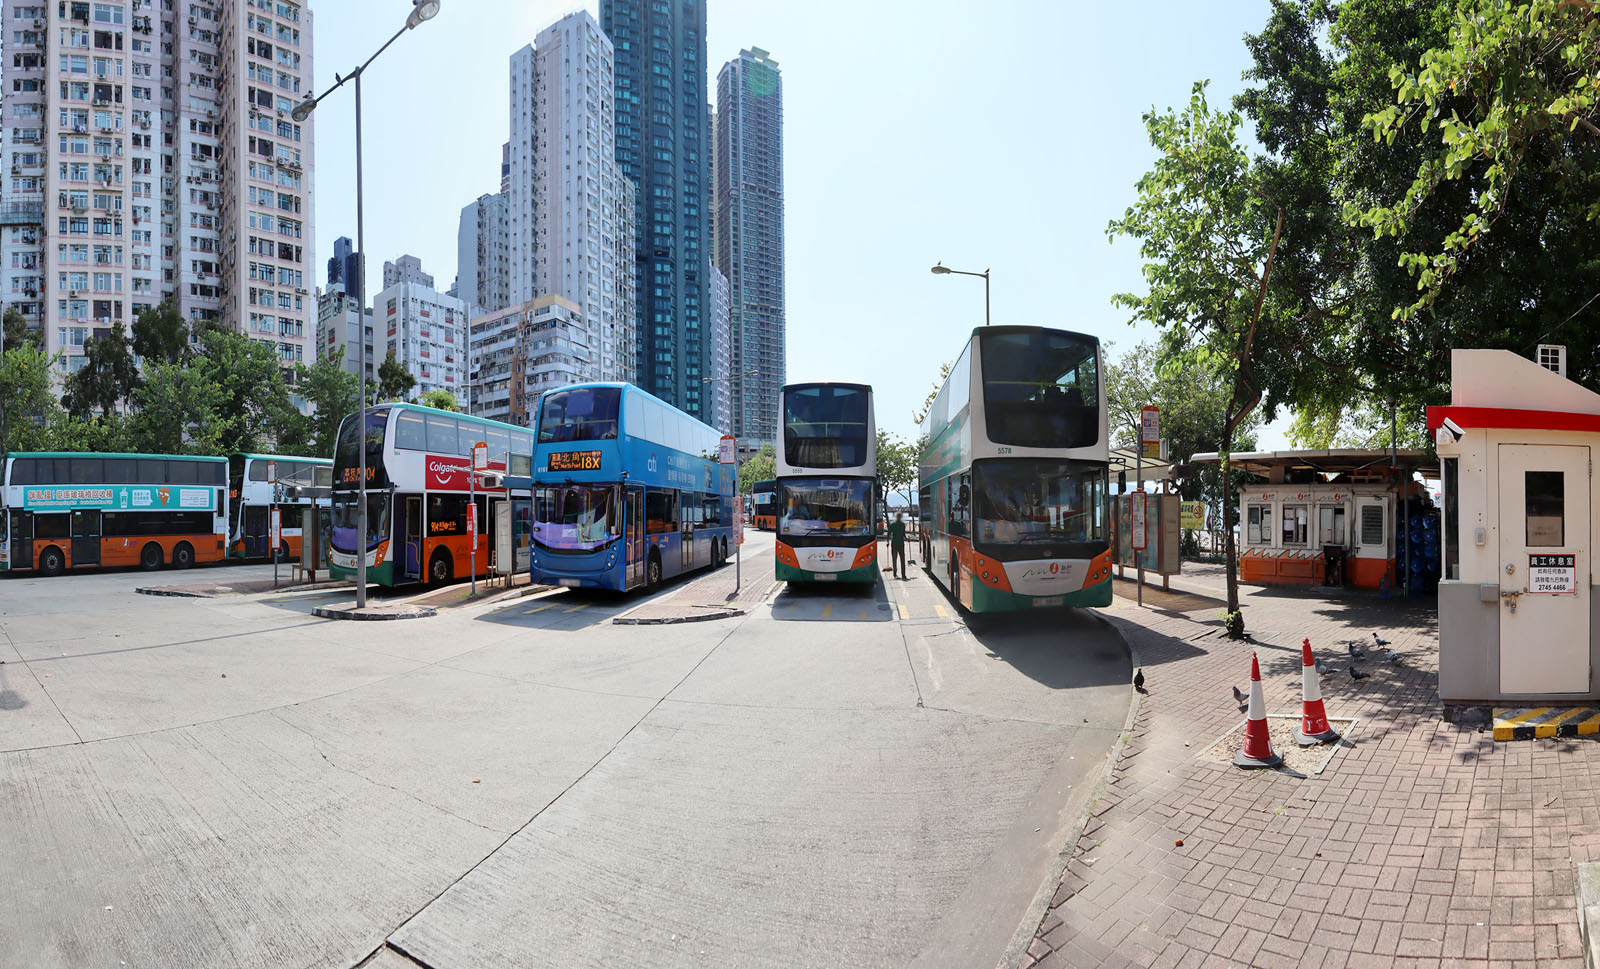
1 452 228 576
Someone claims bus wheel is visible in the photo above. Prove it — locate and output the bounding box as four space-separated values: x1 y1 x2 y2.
714 540 725 568
429 550 453 585
39 546 65 577
275 541 290 563
646 553 662 591
139 543 163 571
173 542 195 569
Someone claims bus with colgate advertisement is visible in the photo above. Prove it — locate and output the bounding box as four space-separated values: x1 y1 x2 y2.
773 382 879 584
917 326 1111 612
328 403 535 586
529 383 734 592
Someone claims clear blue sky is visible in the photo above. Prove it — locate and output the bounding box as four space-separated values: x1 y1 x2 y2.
309 0 1290 448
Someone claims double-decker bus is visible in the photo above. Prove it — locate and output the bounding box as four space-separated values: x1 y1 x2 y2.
774 382 879 584
0 452 228 576
328 403 535 586
529 382 735 592
751 479 778 530
227 454 332 561
918 326 1111 612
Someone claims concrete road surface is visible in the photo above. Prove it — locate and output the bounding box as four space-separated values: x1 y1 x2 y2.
0 533 1129 969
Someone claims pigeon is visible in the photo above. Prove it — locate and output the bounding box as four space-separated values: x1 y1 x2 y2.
1316 660 1330 676
1385 649 1400 663
1133 668 1146 693
1232 685 1248 710
1350 666 1368 681
1347 641 1366 660
1372 632 1391 647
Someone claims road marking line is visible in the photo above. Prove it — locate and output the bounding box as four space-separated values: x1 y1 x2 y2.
821 603 833 618
563 602 589 613
859 608 868 619
522 603 555 614
898 603 909 620
933 602 949 619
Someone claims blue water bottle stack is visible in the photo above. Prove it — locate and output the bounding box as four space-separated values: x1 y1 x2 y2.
1398 509 1441 595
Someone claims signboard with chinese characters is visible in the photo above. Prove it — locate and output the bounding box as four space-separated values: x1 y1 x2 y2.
546 450 604 473
1529 553 1577 594
719 435 736 465
1130 491 1147 550
1140 406 1160 444
1180 501 1208 530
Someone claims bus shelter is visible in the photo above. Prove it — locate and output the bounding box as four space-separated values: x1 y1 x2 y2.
1429 348 1600 703
1183 449 1438 590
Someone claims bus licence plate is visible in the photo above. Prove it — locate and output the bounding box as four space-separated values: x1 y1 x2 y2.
813 573 836 581
559 578 581 587
1035 596 1064 607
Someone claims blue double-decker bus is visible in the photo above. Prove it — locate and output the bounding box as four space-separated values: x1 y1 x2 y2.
529 382 735 591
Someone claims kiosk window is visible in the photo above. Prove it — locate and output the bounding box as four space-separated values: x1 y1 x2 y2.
1318 506 1346 546
1246 505 1271 545
1443 459 1459 579
1281 504 1308 545
1359 505 1384 546
1526 470 1564 547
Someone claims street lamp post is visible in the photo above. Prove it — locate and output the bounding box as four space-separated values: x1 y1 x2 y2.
292 0 441 609
930 262 990 326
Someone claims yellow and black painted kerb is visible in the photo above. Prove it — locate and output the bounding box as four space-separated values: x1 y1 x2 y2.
1492 706 1600 741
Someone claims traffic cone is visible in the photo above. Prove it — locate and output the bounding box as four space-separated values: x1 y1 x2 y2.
1233 651 1282 769
1294 637 1340 746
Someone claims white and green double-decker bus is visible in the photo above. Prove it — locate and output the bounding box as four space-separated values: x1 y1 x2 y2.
773 382 879 584
918 326 1112 612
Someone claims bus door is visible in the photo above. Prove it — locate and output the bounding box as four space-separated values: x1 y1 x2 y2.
681 490 695 569
244 505 269 558
71 509 101 567
625 486 644 588
9 510 31 570
398 495 423 582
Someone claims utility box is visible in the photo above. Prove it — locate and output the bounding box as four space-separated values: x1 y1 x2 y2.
1430 347 1600 703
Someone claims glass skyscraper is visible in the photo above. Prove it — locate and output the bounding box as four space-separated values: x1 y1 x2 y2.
715 48 785 450
601 0 711 419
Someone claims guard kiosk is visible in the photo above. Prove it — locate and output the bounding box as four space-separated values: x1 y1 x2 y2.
1430 347 1600 702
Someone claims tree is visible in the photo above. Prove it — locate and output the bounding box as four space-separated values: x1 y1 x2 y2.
911 361 952 426
738 443 776 496
417 388 459 412
131 358 223 455
1109 81 1285 637
377 350 416 403
46 411 133 453
1351 0 1600 320
0 343 63 452
293 348 360 458
3 307 41 353
190 324 297 454
875 429 919 512
131 299 191 366
63 322 140 418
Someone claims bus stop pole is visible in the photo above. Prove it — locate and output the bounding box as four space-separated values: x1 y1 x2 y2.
1136 448 1143 608
469 469 477 598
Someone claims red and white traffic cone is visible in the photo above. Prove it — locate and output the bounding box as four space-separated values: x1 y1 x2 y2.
1294 637 1340 746
1233 650 1282 769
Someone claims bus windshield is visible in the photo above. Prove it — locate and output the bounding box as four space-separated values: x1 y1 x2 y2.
783 386 869 468
972 459 1106 554
779 478 873 538
330 492 390 550
539 387 620 443
980 330 1098 448
532 485 620 552
334 408 390 486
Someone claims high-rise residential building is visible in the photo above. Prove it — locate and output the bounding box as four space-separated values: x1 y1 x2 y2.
708 261 730 433
327 235 358 296
602 0 709 417
456 192 509 314
467 294 591 427
715 47 785 451
0 0 316 385
375 258 468 402
382 253 432 290
315 284 372 381
506 10 636 385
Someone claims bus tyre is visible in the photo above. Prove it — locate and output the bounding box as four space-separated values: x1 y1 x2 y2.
646 553 662 591
39 546 65 577
173 542 195 569
429 550 453 585
276 541 290 563
139 543 163 571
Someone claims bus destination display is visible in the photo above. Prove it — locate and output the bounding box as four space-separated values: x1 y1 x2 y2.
547 450 603 472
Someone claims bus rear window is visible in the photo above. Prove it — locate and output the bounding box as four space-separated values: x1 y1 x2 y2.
540 387 620 443
783 385 869 469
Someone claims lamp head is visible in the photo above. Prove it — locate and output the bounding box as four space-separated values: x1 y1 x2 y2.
406 0 441 29
930 263 951 275
290 96 316 122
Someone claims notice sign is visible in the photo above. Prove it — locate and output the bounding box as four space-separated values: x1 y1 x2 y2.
734 497 744 546
1529 553 1577 594
719 435 736 465
1140 406 1160 444
1130 491 1148 550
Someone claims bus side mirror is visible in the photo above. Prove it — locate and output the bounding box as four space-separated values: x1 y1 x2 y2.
958 485 971 507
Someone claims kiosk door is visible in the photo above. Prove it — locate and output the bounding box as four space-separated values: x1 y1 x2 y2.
1498 444 1590 694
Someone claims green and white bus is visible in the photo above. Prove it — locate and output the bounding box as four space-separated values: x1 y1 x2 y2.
773 382 879 584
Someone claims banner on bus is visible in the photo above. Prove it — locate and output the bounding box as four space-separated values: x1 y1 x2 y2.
425 454 505 491
20 485 215 511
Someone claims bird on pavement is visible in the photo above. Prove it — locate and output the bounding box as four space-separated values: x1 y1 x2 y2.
1350 666 1369 681
1232 684 1248 710
1133 668 1146 693
1386 649 1400 663
1347 641 1366 660
1373 632 1391 647
1316 659 1330 676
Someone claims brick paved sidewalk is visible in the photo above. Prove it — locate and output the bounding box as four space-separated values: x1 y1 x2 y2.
612 542 777 623
1023 575 1593 969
